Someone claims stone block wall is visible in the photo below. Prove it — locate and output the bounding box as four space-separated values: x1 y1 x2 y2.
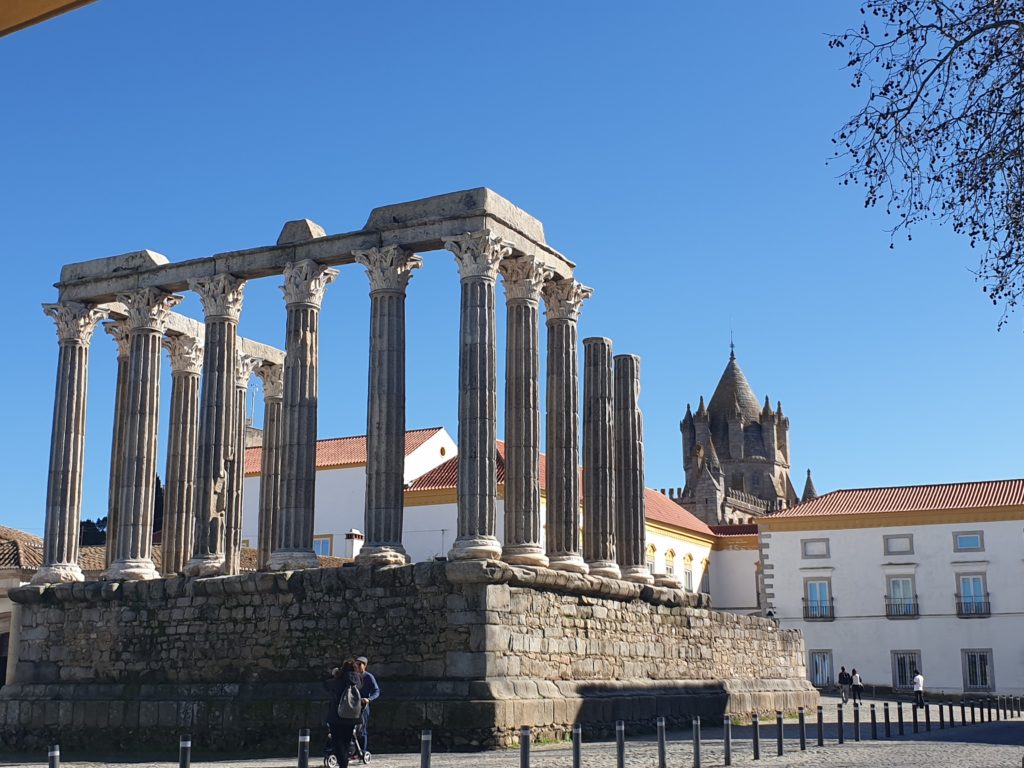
0 560 816 753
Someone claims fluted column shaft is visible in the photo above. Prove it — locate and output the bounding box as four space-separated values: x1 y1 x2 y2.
354 247 422 566
225 355 258 574
256 364 283 569
446 231 511 561
269 260 338 571
614 353 652 584
184 274 245 577
543 279 592 573
583 337 619 577
103 320 130 568
161 335 203 575
108 289 182 580
500 258 551 567
33 302 106 584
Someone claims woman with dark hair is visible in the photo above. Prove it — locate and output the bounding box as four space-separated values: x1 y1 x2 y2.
324 658 364 767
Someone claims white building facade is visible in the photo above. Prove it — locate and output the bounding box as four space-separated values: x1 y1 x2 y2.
760 480 1024 695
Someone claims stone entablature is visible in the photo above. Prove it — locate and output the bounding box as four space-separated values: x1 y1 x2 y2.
2 561 816 751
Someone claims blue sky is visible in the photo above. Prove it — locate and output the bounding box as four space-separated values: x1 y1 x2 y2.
2 2 1022 537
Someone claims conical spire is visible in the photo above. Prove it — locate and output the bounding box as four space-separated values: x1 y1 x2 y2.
761 395 774 419
683 403 693 424
695 395 708 418
704 435 720 469
801 469 818 502
707 352 761 426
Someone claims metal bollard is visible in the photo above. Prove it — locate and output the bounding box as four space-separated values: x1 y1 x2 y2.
939 701 945 730
971 701 977 724
853 703 860 741
816 705 824 747
615 720 625 768
798 706 806 751
775 711 784 756
571 725 581 768
912 702 919 733
657 717 666 768
420 730 432 768
837 703 844 744
949 701 955 728
870 703 877 740
925 702 931 731
884 702 891 738
1003 696 1009 720
961 700 967 725
723 714 732 766
692 716 701 768
752 713 760 760
48 745 60 768
1017 696 1022 717
987 698 992 722
179 734 191 768
297 728 310 768
897 702 905 735
520 726 530 768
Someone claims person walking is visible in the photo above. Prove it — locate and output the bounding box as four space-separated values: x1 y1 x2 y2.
324 659 364 768
355 656 380 755
838 666 852 704
851 669 864 704
913 669 925 708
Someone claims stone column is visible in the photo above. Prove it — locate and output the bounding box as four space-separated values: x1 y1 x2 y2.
269 260 338 571
184 274 246 577
225 353 260 575
582 337 620 578
499 257 552 567
353 246 422 566
255 363 284 569
160 334 203 576
542 278 593 573
107 288 182 580
102 319 130 569
614 353 653 584
445 231 511 561
32 302 107 584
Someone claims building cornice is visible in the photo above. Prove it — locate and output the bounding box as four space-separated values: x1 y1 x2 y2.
758 504 1024 532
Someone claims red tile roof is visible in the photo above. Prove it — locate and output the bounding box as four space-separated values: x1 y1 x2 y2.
0 525 43 548
709 524 759 537
770 479 1024 518
245 427 444 475
645 489 715 538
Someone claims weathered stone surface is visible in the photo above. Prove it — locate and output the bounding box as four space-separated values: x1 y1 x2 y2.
59 249 169 284
276 219 327 245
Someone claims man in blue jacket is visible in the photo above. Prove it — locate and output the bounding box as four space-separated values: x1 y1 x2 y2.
355 656 380 754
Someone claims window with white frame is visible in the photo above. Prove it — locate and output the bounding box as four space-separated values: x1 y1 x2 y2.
953 531 984 552
804 578 832 618
962 649 994 691
665 550 675 576
801 538 830 559
957 573 988 615
808 650 833 688
883 534 913 555
684 567 693 592
646 545 656 573
313 535 333 557
891 650 922 689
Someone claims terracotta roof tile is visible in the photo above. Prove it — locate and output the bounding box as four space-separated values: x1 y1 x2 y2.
0 540 42 570
0 525 43 547
709 524 759 537
644 489 715 538
771 478 1024 518
246 427 443 475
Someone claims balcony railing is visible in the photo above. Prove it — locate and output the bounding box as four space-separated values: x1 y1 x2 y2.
802 597 835 621
956 594 991 618
885 596 920 618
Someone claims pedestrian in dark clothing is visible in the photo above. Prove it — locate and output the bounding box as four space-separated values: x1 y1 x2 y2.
838 666 852 704
355 656 380 755
324 659 363 768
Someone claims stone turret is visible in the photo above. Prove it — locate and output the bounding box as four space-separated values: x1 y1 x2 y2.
761 395 777 464
801 469 818 502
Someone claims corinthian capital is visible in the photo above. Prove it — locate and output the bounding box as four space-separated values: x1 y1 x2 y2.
281 259 339 308
103 318 131 359
162 334 204 375
353 245 423 294
542 278 594 322
117 289 182 332
445 230 512 282
500 256 554 303
189 274 246 321
235 353 262 389
43 302 107 345
255 362 284 400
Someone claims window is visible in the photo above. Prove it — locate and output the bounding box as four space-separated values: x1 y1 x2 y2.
646 544 656 573
953 531 984 552
956 573 990 617
801 538 830 559
803 578 834 620
665 550 675 576
891 650 922 689
885 576 919 618
962 649 994 691
808 650 833 688
684 568 693 592
313 535 333 557
699 560 710 593
883 534 914 555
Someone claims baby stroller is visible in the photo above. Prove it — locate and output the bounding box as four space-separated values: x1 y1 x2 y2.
324 720 370 767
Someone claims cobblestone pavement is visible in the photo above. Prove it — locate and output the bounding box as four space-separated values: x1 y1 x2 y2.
2 697 1021 768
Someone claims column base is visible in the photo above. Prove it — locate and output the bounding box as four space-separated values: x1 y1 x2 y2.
267 549 320 572
182 554 227 578
586 560 621 579
355 546 410 567
654 574 684 589
548 553 589 574
620 565 655 585
30 562 84 585
104 558 159 581
501 544 549 567
448 535 502 561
